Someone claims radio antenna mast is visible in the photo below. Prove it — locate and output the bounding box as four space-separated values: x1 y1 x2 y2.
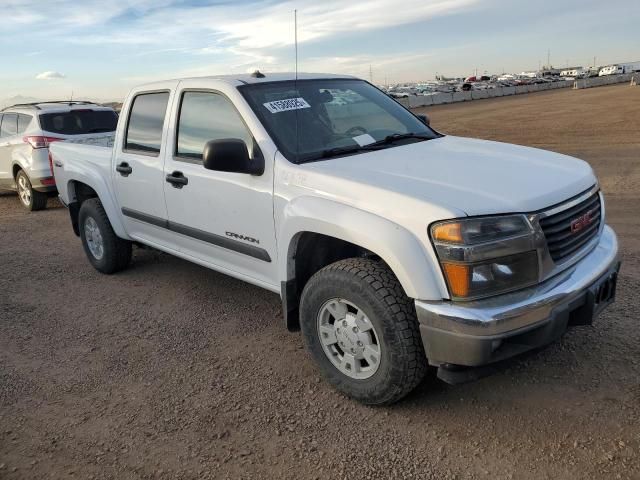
294 9 298 81
294 9 300 163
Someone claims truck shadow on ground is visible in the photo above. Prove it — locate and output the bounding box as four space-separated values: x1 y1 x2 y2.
118 244 622 414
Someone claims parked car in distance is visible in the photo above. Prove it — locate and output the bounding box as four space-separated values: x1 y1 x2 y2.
0 101 117 211
51 73 620 404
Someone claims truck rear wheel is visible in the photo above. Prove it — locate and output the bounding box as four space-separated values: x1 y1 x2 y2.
300 258 427 405
16 170 47 211
78 198 131 274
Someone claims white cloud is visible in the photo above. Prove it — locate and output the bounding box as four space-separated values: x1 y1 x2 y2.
36 71 66 80
216 0 478 50
6 0 483 96
6 0 479 52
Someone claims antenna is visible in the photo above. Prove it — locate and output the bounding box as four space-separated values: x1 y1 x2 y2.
294 9 299 163
547 48 551 68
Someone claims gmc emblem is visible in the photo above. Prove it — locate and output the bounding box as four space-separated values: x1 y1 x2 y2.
570 210 594 234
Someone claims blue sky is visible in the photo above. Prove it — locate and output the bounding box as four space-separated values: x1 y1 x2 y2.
1 0 638 102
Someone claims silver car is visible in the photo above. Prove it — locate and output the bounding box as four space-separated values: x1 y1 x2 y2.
0 101 117 211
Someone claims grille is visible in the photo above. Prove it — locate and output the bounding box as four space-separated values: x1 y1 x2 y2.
540 192 602 263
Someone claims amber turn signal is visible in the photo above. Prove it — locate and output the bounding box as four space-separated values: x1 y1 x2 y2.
441 263 470 297
432 222 463 243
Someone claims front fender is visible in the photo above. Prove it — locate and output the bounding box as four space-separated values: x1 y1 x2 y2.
279 196 448 300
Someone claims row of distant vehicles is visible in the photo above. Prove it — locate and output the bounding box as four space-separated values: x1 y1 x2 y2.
386 62 640 98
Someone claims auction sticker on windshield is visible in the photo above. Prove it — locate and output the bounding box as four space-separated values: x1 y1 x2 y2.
263 98 311 113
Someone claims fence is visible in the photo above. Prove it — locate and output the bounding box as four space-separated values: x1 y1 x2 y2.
572 73 635 89
397 74 634 109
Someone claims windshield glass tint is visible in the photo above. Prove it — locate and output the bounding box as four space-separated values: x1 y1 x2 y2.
39 110 118 135
240 79 436 163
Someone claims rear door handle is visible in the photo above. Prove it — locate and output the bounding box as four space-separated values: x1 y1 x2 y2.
166 171 188 188
116 162 133 177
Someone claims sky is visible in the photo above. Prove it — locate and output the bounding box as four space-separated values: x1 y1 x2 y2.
0 0 638 102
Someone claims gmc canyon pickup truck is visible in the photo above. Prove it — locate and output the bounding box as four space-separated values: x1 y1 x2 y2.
51 73 620 405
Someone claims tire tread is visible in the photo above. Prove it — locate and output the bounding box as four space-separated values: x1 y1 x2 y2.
301 257 427 405
79 198 131 274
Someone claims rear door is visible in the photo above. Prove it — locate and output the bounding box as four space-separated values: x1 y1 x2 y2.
112 87 175 246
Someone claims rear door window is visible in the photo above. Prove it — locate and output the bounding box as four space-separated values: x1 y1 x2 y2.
39 110 117 135
124 92 170 155
0 113 18 138
17 114 32 134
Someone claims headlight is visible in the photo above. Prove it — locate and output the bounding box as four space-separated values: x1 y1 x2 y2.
430 215 539 300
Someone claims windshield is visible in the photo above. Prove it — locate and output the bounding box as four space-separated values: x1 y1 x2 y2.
240 79 438 163
39 110 118 135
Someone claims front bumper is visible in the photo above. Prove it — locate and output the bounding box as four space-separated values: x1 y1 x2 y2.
415 225 620 368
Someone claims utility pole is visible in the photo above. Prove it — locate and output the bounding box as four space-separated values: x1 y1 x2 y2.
547 49 551 68
593 56 596 67
369 64 373 83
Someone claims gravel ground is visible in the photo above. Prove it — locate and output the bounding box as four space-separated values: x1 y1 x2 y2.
1 83 639 480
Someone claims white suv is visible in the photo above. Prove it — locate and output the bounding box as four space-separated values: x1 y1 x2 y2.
0 101 117 211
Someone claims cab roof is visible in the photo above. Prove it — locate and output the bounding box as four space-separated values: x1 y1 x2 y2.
135 72 359 90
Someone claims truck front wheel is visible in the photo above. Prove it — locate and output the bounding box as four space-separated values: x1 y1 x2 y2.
78 198 131 274
300 258 427 405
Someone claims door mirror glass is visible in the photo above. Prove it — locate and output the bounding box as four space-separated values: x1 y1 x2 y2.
203 139 264 175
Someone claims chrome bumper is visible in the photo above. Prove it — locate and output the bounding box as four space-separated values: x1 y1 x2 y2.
416 225 620 367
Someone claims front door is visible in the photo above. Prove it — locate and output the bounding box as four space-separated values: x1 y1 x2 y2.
162 86 277 288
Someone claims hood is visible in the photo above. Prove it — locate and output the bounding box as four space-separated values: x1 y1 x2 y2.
302 136 596 216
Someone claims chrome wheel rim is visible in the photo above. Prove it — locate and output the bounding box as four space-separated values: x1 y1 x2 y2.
317 298 381 380
84 217 104 260
17 175 31 206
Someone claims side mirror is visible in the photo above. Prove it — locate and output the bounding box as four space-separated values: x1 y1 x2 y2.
202 139 264 175
416 114 431 126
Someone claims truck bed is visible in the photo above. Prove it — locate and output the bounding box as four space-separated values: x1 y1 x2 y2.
50 141 115 206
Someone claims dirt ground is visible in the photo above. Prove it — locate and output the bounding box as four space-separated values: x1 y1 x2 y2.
1 83 639 480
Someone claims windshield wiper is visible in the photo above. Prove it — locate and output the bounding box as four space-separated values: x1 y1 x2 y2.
367 132 432 147
302 132 432 163
320 145 369 159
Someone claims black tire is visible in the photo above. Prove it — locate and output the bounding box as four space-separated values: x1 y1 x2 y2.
78 198 132 274
16 170 47 211
300 258 427 405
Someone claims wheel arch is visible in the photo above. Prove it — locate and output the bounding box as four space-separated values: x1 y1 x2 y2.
279 197 447 331
66 179 129 239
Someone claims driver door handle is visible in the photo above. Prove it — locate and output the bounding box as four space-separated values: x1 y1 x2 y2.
166 171 188 189
116 162 133 177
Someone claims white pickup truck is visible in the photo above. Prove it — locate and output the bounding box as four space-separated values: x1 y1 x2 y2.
51 72 620 404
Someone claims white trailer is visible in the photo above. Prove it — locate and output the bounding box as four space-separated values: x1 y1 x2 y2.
599 62 640 76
